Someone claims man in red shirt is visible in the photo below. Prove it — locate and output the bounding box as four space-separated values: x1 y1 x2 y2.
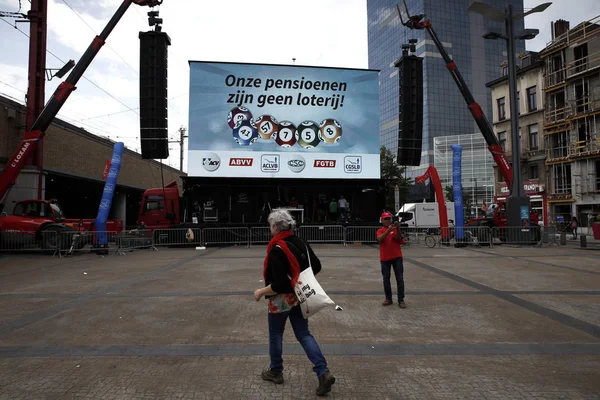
376 212 407 308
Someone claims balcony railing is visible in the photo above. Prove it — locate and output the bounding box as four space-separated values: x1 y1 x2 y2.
544 105 571 124
570 136 600 155
544 15 600 52
571 96 600 118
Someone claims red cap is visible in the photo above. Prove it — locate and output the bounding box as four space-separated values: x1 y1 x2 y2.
381 212 393 219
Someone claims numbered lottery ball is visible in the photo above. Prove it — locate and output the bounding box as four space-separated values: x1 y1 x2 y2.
227 106 253 129
232 119 259 146
275 121 297 148
318 118 343 144
296 121 321 149
254 115 279 140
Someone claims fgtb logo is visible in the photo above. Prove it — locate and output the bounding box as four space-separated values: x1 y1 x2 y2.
261 154 280 172
202 153 221 172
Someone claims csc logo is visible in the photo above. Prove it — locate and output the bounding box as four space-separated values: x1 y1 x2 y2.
287 155 306 173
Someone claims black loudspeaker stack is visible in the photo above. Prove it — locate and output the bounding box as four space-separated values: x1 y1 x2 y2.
139 31 171 160
395 54 423 166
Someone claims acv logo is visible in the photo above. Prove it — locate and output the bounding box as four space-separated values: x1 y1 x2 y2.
202 153 221 172
287 155 306 173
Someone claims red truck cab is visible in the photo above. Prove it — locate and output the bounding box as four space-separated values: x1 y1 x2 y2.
137 180 180 230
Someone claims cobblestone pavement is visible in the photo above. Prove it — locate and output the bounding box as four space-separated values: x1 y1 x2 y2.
1 243 599 399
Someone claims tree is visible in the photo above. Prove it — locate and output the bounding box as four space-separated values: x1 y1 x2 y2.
380 146 412 211
445 185 454 202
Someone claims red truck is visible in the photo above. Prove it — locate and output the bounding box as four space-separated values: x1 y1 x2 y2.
0 198 124 250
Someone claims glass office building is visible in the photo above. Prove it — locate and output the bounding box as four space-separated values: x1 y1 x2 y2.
367 0 525 178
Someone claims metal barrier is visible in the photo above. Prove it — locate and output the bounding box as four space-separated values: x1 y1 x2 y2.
344 226 380 245
490 226 542 246
250 226 272 245
203 227 250 247
0 230 58 252
153 228 202 247
540 226 559 247
297 225 344 244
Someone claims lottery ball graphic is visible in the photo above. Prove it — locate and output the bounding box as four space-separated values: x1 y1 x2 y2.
296 121 321 149
254 115 279 140
318 118 343 144
275 121 297 148
227 106 253 129
232 119 259 146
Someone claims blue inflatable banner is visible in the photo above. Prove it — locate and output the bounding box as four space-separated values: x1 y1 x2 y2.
95 142 124 246
451 144 464 240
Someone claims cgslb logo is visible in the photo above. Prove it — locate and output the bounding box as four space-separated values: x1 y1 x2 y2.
344 156 362 173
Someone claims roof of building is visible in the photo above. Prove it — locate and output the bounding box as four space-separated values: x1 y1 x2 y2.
0 93 184 176
485 53 543 88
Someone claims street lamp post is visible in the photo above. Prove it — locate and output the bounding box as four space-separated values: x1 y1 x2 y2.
468 1 551 237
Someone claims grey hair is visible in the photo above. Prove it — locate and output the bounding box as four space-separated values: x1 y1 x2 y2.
268 208 296 231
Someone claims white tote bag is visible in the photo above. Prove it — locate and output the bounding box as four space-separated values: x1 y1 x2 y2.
284 243 335 319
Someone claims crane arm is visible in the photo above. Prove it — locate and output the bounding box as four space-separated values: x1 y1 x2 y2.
396 2 513 188
0 0 163 213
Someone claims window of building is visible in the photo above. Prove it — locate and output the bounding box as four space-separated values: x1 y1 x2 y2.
527 86 537 112
528 124 539 150
502 66 508 76
552 163 571 194
574 43 588 73
497 97 506 120
529 165 539 179
497 131 506 150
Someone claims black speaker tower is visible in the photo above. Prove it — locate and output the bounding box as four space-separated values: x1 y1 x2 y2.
394 39 423 167
139 10 170 160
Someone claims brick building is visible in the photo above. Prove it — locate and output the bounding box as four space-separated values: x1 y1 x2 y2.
0 94 184 227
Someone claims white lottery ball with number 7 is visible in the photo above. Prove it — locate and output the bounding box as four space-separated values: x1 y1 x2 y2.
318 118 343 144
296 121 321 149
232 119 259 146
275 121 297 148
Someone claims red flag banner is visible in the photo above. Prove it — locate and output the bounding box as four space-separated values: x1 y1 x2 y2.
102 160 110 181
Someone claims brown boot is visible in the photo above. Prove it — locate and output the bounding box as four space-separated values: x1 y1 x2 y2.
399 301 407 309
316 370 336 396
261 369 284 384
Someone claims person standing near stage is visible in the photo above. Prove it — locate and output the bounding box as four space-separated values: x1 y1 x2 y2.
376 212 407 308
328 198 338 222
338 195 348 222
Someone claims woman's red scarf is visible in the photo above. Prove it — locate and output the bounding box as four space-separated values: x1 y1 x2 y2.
264 230 301 287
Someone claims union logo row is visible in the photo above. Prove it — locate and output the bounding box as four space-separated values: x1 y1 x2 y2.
227 106 342 148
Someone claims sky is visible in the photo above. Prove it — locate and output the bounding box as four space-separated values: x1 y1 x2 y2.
0 0 598 172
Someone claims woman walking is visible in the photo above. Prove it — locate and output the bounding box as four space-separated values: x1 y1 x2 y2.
254 209 336 396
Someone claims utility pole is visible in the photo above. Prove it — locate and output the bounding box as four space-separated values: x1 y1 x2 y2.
168 126 187 172
26 0 48 199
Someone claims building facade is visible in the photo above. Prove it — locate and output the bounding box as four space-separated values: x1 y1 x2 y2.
487 51 548 224
0 95 184 227
433 133 495 218
367 0 525 179
541 17 600 228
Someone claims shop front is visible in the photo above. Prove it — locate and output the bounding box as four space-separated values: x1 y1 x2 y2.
495 179 548 225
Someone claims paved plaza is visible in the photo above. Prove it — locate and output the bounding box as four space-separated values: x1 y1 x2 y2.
0 243 599 399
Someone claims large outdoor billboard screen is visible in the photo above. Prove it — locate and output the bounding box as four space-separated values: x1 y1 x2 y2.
188 61 380 179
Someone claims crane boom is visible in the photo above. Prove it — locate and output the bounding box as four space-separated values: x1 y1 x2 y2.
0 0 163 213
396 2 513 188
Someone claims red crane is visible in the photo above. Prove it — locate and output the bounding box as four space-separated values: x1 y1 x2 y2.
0 0 163 214
395 1 513 188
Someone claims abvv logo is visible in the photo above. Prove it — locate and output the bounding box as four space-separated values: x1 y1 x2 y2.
261 154 280 172
229 158 253 166
344 156 362 173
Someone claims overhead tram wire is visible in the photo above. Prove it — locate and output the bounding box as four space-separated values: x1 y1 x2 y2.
0 16 139 116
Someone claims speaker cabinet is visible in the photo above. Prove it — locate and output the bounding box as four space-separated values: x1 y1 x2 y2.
395 55 423 166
